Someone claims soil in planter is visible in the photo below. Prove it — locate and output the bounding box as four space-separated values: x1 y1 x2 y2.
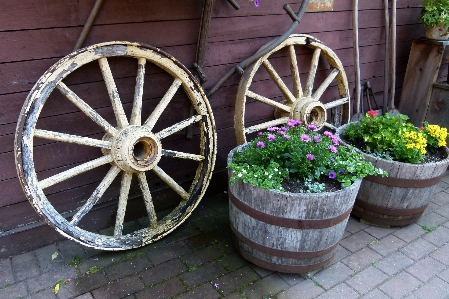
339 135 448 164
282 177 343 193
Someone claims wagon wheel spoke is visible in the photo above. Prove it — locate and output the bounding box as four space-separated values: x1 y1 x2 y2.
98 57 129 128
39 155 113 190
130 58 147 126
70 165 122 226
312 68 339 100
144 78 182 130
244 117 290 135
323 122 337 130
137 172 158 228
246 91 291 112
114 172 133 237
304 48 321 97
152 166 190 200
34 129 112 149
57 82 117 136
262 59 296 104
324 97 350 110
162 149 205 161
289 45 302 99
156 114 203 140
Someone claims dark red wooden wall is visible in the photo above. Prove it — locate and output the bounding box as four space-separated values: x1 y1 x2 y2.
0 0 435 257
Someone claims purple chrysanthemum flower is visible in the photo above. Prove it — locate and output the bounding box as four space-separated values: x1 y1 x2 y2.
308 124 317 131
254 0 259 7
323 131 333 137
306 153 315 161
256 141 265 148
267 127 278 132
287 120 296 127
281 127 287 132
328 171 337 179
330 158 336 163
283 134 291 139
332 137 339 145
339 169 345 174
267 134 275 141
278 131 285 136
313 136 320 143
329 145 337 153
258 132 263 136
300 134 310 142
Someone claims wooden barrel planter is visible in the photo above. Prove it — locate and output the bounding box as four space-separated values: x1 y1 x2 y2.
336 124 449 227
227 145 361 274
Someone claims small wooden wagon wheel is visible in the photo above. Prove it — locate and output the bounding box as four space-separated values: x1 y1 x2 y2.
235 34 350 144
15 42 216 250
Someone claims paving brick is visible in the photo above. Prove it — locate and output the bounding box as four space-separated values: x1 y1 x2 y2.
277 272 305 286
0 281 28 299
312 262 354 290
29 287 57 299
181 244 224 266
146 240 193 265
416 211 448 228
248 263 274 278
329 245 351 265
364 225 396 239
186 230 225 249
222 292 244 299
438 268 449 283
345 217 370 234
359 288 391 299
213 266 259 295
393 224 426 243
430 243 449 265
73 293 94 299
0 258 14 286
378 272 421 299
422 225 449 246
346 266 389 294
375 252 415 276
135 277 186 299
277 278 325 299
78 251 125 274
431 191 449 206
315 283 359 299
56 271 109 299
219 252 248 272
57 240 87 264
369 234 407 256
406 257 446 282
341 247 382 272
400 238 437 260
174 283 221 299
241 273 289 299
340 231 376 253
104 254 152 281
413 276 449 299
26 265 77 294
140 258 187 286
179 261 227 288
161 222 204 244
91 275 145 299
434 204 449 219
34 243 66 273
11 251 40 281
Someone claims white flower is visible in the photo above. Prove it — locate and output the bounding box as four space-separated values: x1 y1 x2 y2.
238 173 242 177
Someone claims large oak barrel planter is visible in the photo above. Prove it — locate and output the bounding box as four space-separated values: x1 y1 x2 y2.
227 145 361 274
336 124 449 227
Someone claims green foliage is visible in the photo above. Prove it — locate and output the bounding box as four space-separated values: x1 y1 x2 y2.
344 112 448 164
421 0 449 36
229 120 386 192
67 256 82 267
86 265 99 275
421 225 437 232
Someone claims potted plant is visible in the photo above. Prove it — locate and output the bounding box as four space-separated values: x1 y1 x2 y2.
420 0 449 40
227 119 385 274
337 111 449 226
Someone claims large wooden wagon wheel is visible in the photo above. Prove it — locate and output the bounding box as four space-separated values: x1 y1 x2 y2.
15 42 216 250
235 34 350 144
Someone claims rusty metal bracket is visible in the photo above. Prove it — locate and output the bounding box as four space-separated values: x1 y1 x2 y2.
73 0 104 51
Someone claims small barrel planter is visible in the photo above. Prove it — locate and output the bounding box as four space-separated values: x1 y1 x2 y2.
227 144 361 274
336 124 449 227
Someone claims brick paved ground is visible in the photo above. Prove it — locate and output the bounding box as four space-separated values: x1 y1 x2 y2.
1 171 449 299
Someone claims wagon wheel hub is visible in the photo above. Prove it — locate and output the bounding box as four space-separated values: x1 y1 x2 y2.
290 97 327 130
110 126 162 173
